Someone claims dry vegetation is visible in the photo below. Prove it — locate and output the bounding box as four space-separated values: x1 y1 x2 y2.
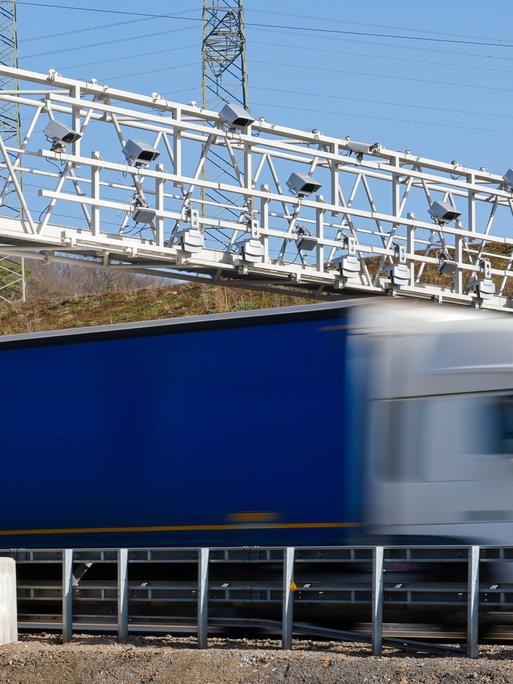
5 242 510 337
0 280 309 336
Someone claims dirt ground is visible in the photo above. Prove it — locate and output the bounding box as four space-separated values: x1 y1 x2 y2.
1 634 513 683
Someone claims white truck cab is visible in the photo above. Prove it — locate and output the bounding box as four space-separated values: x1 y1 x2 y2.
355 302 513 548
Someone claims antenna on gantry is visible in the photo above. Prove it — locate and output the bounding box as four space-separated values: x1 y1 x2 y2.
0 0 25 302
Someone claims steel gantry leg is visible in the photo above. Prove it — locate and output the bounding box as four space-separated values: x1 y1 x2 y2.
282 547 295 650
197 548 209 649
467 545 480 658
61 549 73 643
117 548 128 642
372 546 384 656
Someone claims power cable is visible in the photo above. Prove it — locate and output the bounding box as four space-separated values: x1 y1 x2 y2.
249 25 513 64
252 59 513 95
14 1 513 50
251 85 513 122
21 25 197 60
24 18 513 82
60 43 198 72
55 35 513 93
27 43 509 115
245 7 509 44
252 100 513 137
157 84 513 135
101 62 199 83
157 85 199 98
44 43 513 130
17 0 513 48
250 38 513 76
21 6 197 42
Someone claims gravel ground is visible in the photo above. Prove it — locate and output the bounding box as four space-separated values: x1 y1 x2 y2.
1 634 513 683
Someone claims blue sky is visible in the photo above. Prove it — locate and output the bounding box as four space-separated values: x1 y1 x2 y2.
15 0 513 182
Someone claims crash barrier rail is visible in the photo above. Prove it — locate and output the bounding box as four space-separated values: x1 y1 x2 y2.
3 544 511 657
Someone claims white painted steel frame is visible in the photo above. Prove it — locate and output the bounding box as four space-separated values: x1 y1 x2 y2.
2 67 513 310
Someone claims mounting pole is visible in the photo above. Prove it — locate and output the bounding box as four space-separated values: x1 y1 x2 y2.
0 0 25 301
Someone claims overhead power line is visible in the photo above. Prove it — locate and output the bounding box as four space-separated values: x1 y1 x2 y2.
251 25 513 64
13 0 513 50
58 35 513 83
252 59 513 95
251 84 513 122
61 43 198 72
22 7 197 42
21 25 196 60
102 62 199 83
252 100 513 137
251 39 513 76
245 8 509 44
151 85 513 137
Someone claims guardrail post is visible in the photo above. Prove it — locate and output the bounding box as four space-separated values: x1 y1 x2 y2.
117 548 128 642
282 547 295 649
372 546 384 656
467 545 480 658
62 549 73 643
197 548 209 649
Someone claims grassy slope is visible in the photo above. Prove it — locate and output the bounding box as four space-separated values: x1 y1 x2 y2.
0 284 312 335
5 243 504 336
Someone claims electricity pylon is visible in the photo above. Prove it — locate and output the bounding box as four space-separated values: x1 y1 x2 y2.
201 1 249 235
0 0 25 302
202 0 249 111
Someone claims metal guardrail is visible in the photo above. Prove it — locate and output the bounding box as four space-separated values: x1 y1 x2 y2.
2 544 505 657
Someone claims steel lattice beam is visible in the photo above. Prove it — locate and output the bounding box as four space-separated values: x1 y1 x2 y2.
1 66 513 310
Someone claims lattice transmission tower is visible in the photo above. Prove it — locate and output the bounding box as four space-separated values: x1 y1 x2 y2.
202 0 249 111
201 1 249 236
0 0 25 302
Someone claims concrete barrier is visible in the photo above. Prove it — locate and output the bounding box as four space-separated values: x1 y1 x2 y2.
0 558 17 645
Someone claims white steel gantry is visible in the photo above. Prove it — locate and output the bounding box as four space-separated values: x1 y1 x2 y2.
3 66 513 310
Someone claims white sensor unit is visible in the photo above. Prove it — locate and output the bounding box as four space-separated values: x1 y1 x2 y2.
468 274 496 299
43 120 81 148
385 263 411 287
123 139 160 166
345 140 382 156
438 258 458 275
504 169 513 188
296 227 317 251
332 255 361 279
234 237 264 263
132 207 156 224
429 201 461 225
175 228 204 254
286 171 321 197
219 103 255 129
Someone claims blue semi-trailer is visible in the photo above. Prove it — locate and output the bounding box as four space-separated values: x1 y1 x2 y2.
0 301 364 549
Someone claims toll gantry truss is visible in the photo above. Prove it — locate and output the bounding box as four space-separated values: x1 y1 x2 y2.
3 66 513 310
